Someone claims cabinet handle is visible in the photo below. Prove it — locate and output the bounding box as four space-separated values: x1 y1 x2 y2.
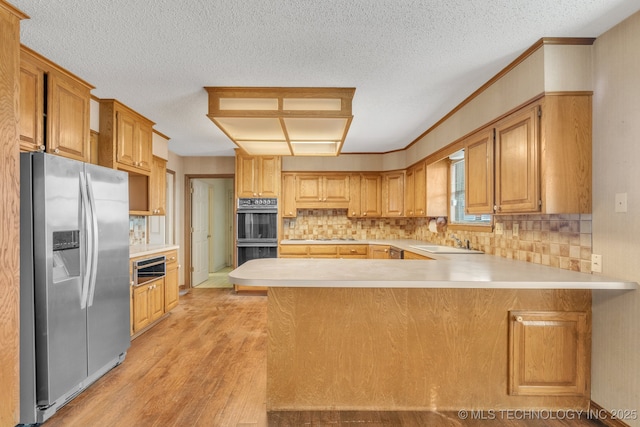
319 197 322 201
350 249 356 253
258 193 262 196
39 145 45 152
288 211 293 215
514 315 523 322
351 211 356 216
54 148 60 154
363 213 367 216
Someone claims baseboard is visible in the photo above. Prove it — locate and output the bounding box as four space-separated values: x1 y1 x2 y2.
590 401 633 427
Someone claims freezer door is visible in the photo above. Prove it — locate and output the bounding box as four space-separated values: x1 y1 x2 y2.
30 153 89 406
85 163 131 375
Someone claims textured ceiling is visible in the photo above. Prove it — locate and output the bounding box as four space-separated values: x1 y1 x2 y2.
12 0 640 157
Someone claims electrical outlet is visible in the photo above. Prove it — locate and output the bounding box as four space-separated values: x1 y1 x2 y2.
615 193 628 213
513 223 519 237
591 254 602 273
495 222 504 235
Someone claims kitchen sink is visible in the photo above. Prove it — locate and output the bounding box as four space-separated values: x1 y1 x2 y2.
409 244 483 254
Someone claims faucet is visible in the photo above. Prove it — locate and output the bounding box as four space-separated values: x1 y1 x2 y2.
450 234 463 248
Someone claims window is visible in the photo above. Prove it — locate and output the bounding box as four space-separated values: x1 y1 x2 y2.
450 151 491 225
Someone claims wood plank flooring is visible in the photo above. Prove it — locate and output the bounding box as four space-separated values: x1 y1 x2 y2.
44 288 608 427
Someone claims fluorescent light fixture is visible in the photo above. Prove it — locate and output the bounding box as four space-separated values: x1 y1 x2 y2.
205 87 355 156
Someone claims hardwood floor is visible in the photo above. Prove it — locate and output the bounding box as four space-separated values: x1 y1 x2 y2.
44 288 607 427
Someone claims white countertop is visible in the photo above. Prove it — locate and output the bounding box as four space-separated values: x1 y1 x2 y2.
231 240 638 290
130 244 179 258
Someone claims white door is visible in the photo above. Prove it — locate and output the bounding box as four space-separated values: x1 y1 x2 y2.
191 179 209 286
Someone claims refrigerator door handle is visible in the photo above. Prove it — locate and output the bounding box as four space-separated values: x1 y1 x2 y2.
86 173 100 307
79 172 92 309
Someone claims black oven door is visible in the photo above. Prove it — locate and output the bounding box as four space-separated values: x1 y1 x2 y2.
236 210 278 241
237 244 277 266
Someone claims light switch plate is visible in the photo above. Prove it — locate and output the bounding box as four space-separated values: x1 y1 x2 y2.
495 222 504 235
513 223 519 237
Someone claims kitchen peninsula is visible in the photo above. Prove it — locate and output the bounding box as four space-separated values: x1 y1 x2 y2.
230 250 636 412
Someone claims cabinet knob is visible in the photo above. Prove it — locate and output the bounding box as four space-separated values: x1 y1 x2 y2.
54 148 60 154
363 213 367 216
39 145 45 152
384 249 388 253
351 211 356 216
515 315 523 323
288 211 293 215
319 197 322 201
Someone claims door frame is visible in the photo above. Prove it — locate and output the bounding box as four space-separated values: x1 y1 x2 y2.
184 174 234 290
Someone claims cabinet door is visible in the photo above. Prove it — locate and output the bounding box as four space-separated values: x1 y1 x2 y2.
495 107 540 213
19 57 45 152
404 167 415 216
164 264 179 312
258 155 280 197
132 285 151 333
149 280 165 322
413 161 427 216
150 156 166 215
236 152 258 198
360 174 382 217
281 173 296 217
509 310 589 397
295 175 323 202
382 171 404 217
426 160 449 217
465 129 494 214
116 110 138 168
347 174 361 217
368 245 390 259
323 174 350 203
136 122 153 172
47 70 91 162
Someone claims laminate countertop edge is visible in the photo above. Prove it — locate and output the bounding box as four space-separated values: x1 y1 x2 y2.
130 244 179 258
229 258 638 290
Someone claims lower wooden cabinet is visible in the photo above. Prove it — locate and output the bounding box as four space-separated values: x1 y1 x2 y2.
368 245 390 259
164 250 179 312
130 248 180 336
132 278 165 334
403 250 433 260
509 310 589 397
279 244 368 259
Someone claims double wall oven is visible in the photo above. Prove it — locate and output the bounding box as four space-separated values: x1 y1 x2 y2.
236 198 278 266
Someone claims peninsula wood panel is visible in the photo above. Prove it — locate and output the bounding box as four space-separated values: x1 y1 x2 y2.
0 3 25 425
267 287 591 411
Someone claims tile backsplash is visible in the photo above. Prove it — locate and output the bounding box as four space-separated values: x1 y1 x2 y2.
129 215 147 245
283 210 592 273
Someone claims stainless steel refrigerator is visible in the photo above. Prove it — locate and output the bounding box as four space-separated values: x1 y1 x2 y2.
19 152 130 425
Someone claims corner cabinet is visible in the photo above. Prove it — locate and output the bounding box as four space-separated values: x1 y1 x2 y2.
19 46 93 162
465 95 592 215
235 151 281 198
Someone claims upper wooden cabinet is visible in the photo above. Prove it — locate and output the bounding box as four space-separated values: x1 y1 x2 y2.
465 128 495 215
295 174 350 206
382 171 404 217
426 160 448 217
495 106 540 213
98 99 154 175
235 151 281 198
281 173 296 218
149 156 167 216
19 46 93 162
358 174 382 218
465 95 592 215
405 161 426 217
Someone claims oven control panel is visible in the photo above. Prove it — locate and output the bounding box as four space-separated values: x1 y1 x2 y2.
237 198 277 209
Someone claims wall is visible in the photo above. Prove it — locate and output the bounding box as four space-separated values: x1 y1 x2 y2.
591 10 640 426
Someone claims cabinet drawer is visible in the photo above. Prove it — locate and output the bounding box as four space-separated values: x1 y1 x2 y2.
338 245 368 257
279 245 309 257
309 245 338 257
403 251 433 260
164 250 178 265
